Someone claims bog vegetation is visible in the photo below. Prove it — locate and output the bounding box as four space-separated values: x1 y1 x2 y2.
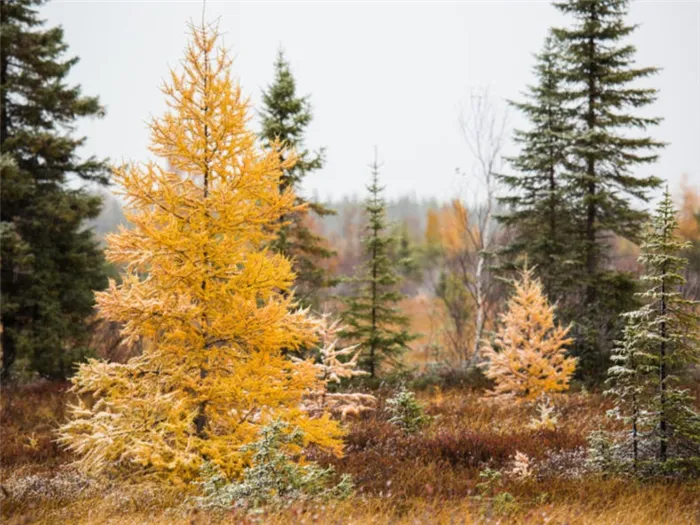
1 0 699 524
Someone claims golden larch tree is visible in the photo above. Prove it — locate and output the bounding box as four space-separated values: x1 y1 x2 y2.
480 267 576 400
58 23 343 482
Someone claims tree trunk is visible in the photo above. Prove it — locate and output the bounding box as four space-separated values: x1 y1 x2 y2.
369 211 378 378
196 39 211 440
0 326 16 381
584 26 598 305
659 236 668 462
469 204 493 368
632 392 639 472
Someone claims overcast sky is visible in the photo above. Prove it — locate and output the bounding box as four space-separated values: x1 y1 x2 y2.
45 0 699 203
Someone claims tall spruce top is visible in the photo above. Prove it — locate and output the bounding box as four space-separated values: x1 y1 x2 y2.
258 49 335 307
553 0 664 240
0 0 109 186
497 34 577 299
259 49 324 191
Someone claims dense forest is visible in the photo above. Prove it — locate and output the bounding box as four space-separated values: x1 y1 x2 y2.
1 0 699 524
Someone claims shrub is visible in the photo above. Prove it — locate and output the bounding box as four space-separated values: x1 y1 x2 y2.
192 420 352 511
386 386 430 434
586 429 629 474
528 395 559 431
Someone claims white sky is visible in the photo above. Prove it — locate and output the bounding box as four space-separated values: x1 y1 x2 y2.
45 0 699 203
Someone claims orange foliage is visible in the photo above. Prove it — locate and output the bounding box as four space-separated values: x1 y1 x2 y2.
58 23 343 482
481 267 576 400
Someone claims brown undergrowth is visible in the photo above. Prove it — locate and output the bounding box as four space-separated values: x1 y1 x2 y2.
1 384 698 525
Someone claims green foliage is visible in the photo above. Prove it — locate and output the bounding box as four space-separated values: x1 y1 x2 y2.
586 430 627 475
391 222 422 286
386 386 430 434
339 154 418 377
0 0 109 380
551 0 664 380
192 420 352 511
490 491 519 516
566 270 639 383
498 35 578 302
553 0 664 266
606 189 700 471
259 50 335 308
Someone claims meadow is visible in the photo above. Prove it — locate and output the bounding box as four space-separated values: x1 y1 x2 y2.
2 380 699 525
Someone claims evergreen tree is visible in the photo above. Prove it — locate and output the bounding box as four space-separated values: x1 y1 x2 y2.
260 50 335 308
0 0 109 379
339 152 417 377
553 0 664 281
607 189 700 470
59 23 343 482
553 0 664 378
498 35 577 301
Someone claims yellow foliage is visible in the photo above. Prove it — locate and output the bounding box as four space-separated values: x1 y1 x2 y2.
437 200 483 258
424 208 441 249
58 22 343 482
480 267 576 400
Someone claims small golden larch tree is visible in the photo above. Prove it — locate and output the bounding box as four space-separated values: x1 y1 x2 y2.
480 267 576 400
58 22 343 482
294 314 377 420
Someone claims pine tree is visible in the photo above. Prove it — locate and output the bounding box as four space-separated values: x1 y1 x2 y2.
339 151 417 377
480 267 577 400
552 0 664 378
260 50 335 308
58 23 343 482
498 35 577 301
0 0 110 379
607 188 700 469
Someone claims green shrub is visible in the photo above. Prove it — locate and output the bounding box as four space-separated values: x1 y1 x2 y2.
192 420 352 511
386 386 430 434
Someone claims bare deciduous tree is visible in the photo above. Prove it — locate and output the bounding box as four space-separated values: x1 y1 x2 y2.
456 87 508 366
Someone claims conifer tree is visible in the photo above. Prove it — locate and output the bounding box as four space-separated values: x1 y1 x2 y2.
260 50 335 308
339 152 417 377
481 267 577 400
58 23 343 482
498 35 577 301
0 0 110 379
553 0 664 378
607 189 700 469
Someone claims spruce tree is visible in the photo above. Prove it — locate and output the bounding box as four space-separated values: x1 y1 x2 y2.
498 35 577 301
607 189 700 471
553 0 664 279
339 152 416 377
553 0 664 378
260 50 335 308
0 0 109 379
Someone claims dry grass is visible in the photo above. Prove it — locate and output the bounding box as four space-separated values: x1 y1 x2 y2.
0 382 73 468
2 384 699 525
